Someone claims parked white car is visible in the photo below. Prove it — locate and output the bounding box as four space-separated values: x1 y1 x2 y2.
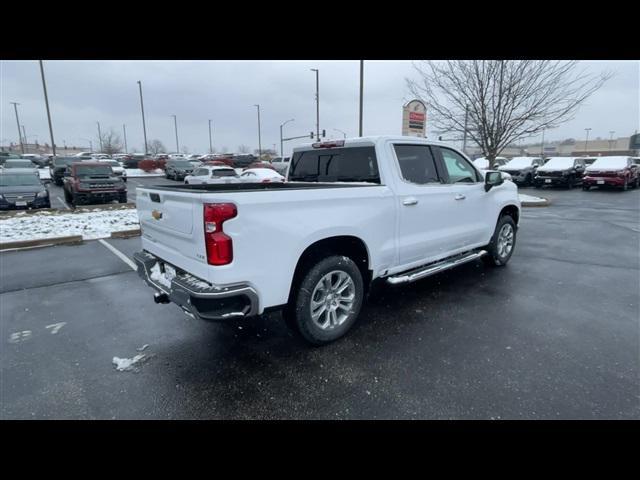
184 166 240 185
472 157 509 170
134 136 520 345
240 168 285 183
270 156 291 176
96 159 127 182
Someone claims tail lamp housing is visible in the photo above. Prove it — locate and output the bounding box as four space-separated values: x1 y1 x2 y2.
203 203 237 265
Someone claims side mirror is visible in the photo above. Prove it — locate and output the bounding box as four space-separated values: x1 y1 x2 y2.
485 171 504 192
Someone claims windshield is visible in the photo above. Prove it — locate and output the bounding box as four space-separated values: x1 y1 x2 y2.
213 169 237 177
53 157 77 167
75 165 113 177
542 158 574 169
0 174 41 186
289 146 380 183
505 158 535 168
4 160 33 168
170 161 192 168
589 158 629 170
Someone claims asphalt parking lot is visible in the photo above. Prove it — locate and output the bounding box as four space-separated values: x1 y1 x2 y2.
1 186 639 419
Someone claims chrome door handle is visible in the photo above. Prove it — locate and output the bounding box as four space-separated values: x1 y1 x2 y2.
403 198 418 206
454 194 466 200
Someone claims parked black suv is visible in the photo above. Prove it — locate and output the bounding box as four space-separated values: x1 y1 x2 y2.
534 157 587 188
50 157 81 186
231 154 257 169
165 159 194 180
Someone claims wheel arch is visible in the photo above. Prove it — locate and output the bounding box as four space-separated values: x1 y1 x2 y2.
287 235 372 304
500 204 520 226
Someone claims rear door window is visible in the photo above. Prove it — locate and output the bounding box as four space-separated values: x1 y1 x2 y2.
393 144 440 184
289 146 379 183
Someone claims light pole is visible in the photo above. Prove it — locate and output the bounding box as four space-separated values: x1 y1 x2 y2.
254 104 262 158
171 115 179 153
311 68 319 139
359 60 364 136
584 128 592 154
123 124 128 153
280 118 294 157
21 126 27 153
609 131 615 152
334 128 346 139
39 60 56 156
10 102 24 154
137 80 148 154
97 121 103 152
208 119 213 154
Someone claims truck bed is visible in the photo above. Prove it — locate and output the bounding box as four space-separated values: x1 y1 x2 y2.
142 181 380 193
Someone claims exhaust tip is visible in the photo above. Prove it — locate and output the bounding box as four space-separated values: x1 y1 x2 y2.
154 292 170 304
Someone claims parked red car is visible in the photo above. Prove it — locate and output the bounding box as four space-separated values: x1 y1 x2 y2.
582 156 639 191
245 161 276 171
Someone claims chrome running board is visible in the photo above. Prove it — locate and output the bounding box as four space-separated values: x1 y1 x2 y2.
386 250 487 285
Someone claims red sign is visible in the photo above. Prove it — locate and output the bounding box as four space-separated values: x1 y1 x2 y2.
409 112 425 122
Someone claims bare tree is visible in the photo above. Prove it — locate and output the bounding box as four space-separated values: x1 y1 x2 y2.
407 61 611 168
181 146 190 154
96 127 124 155
147 139 167 155
237 144 250 154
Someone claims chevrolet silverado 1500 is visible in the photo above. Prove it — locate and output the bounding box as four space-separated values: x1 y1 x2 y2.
134 136 521 345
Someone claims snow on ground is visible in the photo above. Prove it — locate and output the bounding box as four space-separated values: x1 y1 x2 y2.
0 208 139 242
38 169 51 180
112 354 147 372
519 194 548 204
125 168 164 177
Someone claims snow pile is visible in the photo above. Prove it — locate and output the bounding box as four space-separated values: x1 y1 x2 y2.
112 354 147 372
38 169 51 180
519 194 547 205
0 209 140 242
125 168 164 177
149 263 172 288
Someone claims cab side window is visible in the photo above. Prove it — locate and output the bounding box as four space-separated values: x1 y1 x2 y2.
393 144 440 184
439 147 480 183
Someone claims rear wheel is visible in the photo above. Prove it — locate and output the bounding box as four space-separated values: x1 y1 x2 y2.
283 255 364 346
483 215 516 267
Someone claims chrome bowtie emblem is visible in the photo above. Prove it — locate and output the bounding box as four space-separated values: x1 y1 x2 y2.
151 209 163 220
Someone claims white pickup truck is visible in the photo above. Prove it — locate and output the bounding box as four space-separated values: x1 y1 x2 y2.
133 136 520 345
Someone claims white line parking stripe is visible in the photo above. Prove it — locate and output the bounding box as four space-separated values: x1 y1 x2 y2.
56 196 71 210
98 239 137 271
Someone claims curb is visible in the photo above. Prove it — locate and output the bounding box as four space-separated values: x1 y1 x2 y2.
521 198 551 207
0 203 136 218
110 229 142 239
0 235 83 251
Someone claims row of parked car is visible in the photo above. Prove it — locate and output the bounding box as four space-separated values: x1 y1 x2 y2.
472 155 640 191
0 155 52 210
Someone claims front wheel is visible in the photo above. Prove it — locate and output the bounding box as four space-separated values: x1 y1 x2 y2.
483 215 517 267
622 179 628 191
283 255 364 345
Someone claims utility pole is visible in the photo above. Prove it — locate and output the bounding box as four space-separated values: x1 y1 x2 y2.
609 131 615 152
208 119 213 154
39 60 56 157
462 105 469 154
21 126 27 153
311 68 319 139
584 128 592 154
123 124 128 153
280 118 294 157
254 104 262 158
97 121 103 152
171 115 179 153
137 80 148 154
10 102 24 154
359 60 364 136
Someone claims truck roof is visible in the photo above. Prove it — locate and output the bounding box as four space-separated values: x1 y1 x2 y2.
292 135 455 152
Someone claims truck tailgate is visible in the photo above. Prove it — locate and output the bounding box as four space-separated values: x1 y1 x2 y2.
137 187 210 281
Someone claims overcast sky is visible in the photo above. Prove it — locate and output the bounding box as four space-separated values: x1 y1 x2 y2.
1 60 638 154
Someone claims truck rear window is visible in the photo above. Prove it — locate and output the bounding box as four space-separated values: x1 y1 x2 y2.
289 146 380 183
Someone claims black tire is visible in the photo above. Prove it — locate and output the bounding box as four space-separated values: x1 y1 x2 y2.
622 179 628 191
283 255 364 346
534 183 542 189
567 177 574 189
583 185 590 191
71 193 80 207
525 173 532 187
482 215 517 267
118 195 127 203
63 188 72 204
634 177 639 189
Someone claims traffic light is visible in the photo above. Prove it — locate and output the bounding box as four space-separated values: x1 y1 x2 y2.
310 132 314 139
322 129 326 137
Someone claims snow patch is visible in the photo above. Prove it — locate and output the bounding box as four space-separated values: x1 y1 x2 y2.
112 354 147 371
519 194 547 204
38 169 51 180
149 263 172 288
0 209 140 242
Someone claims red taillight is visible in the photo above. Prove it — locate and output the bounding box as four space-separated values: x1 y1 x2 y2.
203 203 237 265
